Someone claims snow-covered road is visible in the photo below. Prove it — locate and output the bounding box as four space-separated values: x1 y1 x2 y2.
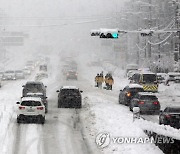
1 53 180 154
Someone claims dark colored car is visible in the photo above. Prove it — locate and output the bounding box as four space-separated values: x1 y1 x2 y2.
119 84 144 106
66 70 78 80
159 106 180 129
56 86 83 108
22 81 47 113
130 92 160 114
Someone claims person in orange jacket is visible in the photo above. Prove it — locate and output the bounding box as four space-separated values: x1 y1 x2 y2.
95 74 99 87
98 74 104 89
107 76 114 90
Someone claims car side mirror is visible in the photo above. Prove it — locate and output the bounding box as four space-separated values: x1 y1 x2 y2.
22 85 25 87
56 90 60 93
120 90 122 92
45 86 47 88
80 90 83 93
16 102 20 104
159 110 162 113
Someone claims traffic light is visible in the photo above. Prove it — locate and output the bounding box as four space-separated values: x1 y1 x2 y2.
99 28 119 39
90 29 100 36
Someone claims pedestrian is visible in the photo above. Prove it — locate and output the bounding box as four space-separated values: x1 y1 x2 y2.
98 74 104 89
104 73 110 89
107 76 114 90
95 74 99 87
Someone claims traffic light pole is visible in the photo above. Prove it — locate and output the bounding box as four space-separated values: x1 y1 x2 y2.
147 0 152 59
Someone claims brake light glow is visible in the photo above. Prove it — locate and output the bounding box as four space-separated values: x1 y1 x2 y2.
165 114 171 118
138 101 144 105
37 107 44 110
19 106 25 110
153 101 159 105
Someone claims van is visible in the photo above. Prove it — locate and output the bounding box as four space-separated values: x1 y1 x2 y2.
130 71 158 92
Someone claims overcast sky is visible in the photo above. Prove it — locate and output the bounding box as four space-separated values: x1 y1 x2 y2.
0 0 128 59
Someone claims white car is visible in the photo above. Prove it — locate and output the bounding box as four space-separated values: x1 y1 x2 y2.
16 97 45 124
2 70 16 80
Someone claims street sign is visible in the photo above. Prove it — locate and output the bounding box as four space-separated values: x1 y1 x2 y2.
0 31 27 46
0 42 24 46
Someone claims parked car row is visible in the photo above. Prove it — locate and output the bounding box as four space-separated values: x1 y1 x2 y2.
119 82 180 129
119 84 160 114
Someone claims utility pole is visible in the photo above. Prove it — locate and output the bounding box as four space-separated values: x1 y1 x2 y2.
147 0 152 59
173 1 180 71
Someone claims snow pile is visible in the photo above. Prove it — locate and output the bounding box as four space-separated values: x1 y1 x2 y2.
80 94 163 154
135 118 180 140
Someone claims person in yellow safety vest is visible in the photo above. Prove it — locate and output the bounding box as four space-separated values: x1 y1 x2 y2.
105 73 111 88
95 74 99 87
98 74 104 89
107 76 114 90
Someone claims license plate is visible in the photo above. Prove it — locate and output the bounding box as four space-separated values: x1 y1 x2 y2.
27 109 34 112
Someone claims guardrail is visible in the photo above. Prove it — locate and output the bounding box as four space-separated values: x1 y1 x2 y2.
135 119 180 153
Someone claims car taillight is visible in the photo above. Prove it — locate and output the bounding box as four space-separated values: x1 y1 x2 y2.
165 114 171 118
126 92 131 97
138 101 144 105
153 101 159 105
19 106 25 110
37 107 44 110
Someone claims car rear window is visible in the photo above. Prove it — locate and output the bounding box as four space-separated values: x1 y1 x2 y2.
129 88 144 95
21 101 41 106
140 95 157 100
25 84 43 91
166 108 180 113
61 89 79 95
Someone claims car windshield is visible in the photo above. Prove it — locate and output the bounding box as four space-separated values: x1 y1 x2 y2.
21 101 41 106
143 74 157 83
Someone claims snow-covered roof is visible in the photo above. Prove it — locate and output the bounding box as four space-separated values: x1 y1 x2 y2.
137 92 157 96
100 28 118 35
168 72 180 76
90 29 100 33
21 97 42 102
128 84 143 88
139 71 156 75
61 86 79 89
26 92 43 96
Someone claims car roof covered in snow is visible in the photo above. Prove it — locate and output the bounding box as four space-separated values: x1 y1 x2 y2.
21 97 42 102
61 86 79 90
128 84 143 89
137 92 157 96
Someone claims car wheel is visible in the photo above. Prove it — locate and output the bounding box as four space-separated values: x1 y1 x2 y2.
17 118 21 123
58 101 63 108
129 103 133 111
119 98 122 104
41 117 45 124
76 103 82 109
